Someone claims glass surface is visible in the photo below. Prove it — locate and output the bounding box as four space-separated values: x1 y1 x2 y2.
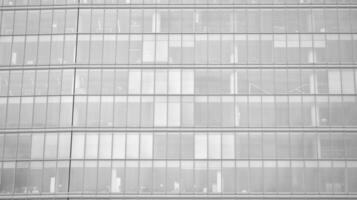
1 3 357 199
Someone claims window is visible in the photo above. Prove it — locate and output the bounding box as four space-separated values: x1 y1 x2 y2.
278 161 291 192
56 161 69 193
69 161 84 192
156 35 169 63
46 97 60 127
348 162 357 192
72 134 85 159
168 97 180 126
139 161 152 193
0 37 11 65
208 35 221 64
264 161 276 193
167 133 180 159
125 161 139 193
263 133 275 159
305 161 319 192
0 71 9 96
63 35 76 64
11 36 25 65
29 161 42 194
91 9 104 33
208 161 220 193
83 161 97 192
113 97 127 127
140 134 153 159
79 9 91 33
48 70 62 95
181 133 194 159
154 97 167 127
126 134 139 159
85 133 98 159
0 162 15 193
179 161 193 193
52 10 65 33
9 71 22 96
1 11 14 35
250 161 263 192
341 70 355 94
58 133 71 159
17 134 31 159
6 97 20 128
195 134 207 159
142 70 154 94
168 70 181 94
22 70 35 96
195 161 207 193
86 96 100 127
328 70 341 94
208 134 221 159
103 35 116 64
44 134 58 159
19 97 33 128
38 36 51 65
77 35 90 64
42 161 56 193
154 133 166 159
27 10 40 34
166 161 180 193
112 134 125 159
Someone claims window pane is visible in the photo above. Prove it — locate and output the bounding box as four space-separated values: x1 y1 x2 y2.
140 134 153 159
99 134 112 159
72 134 85 159
17 134 31 159
126 134 139 159
195 134 207 159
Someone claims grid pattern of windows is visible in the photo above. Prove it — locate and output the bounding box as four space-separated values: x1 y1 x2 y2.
1 131 357 194
0 1 357 200
2 34 357 65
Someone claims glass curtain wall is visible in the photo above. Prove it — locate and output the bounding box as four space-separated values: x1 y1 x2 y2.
0 0 357 199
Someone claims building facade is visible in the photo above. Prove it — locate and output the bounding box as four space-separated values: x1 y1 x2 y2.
0 0 357 199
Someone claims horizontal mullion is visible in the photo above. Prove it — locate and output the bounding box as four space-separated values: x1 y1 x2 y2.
1 158 356 162
2 32 357 37
1 94 357 97
1 65 357 71
2 4 357 11
1 127 357 133
0 194 356 199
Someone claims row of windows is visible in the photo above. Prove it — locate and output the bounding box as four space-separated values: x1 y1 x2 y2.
72 95 357 127
75 34 357 65
2 0 357 6
1 95 357 128
0 35 76 66
77 9 357 34
1 0 76 6
1 132 356 161
0 96 72 128
1 69 356 96
2 8 357 36
0 69 74 96
1 160 357 194
0 9 77 35
75 0 357 5
2 34 357 66
74 68 357 95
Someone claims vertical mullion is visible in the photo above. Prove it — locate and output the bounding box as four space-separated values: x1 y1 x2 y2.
67 1 81 193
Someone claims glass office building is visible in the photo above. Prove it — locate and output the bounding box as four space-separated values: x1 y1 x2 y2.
1 0 357 199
